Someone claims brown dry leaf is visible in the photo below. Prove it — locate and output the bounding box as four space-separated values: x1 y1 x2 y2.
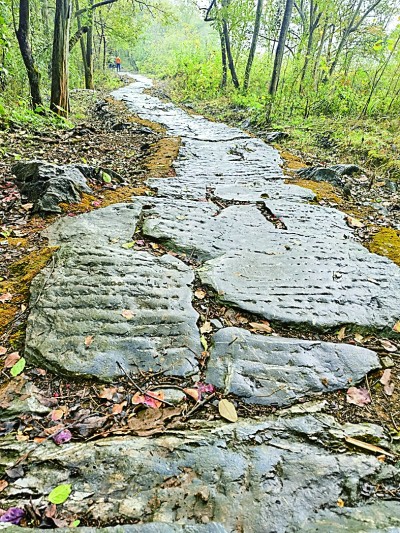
0 376 26 408
128 406 181 436
50 409 65 421
45 504 57 519
121 309 135 320
336 499 344 508
380 340 397 352
344 436 396 458
384 382 395 395
0 292 13 303
112 401 126 414
380 369 392 386
200 321 213 334
16 433 29 442
218 399 238 422
346 215 364 228
194 288 206 300
354 333 364 343
346 387 371 406
3 352 20 368
393 321 400 333
183 388 200 402
84 335 94 347
249 322 272 334
0 479 8 492
99 386 117 400
337 326 346 341
0 346 7 355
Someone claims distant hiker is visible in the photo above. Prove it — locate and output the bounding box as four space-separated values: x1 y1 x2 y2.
115 56 121 72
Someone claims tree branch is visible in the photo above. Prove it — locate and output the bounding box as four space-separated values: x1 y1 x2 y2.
69 25 89 50
75 0 118 17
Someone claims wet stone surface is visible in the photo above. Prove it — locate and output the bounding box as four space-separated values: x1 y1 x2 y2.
8 75 400 531
1 416 399 533
25 204 200 380
206 328 380 405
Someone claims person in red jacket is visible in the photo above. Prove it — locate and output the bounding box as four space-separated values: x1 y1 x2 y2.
115 56 121 72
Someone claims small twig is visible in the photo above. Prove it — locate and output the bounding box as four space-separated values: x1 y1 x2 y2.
183 392 216 420
116 361 174 407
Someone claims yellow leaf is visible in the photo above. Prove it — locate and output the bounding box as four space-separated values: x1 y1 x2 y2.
249 322 272 333
337 498 345 508
354 333 364 343
346 215 364 228
393 321 400 333
218 399 238 422
337 326 346 341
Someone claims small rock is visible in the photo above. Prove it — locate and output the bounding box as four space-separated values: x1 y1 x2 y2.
160 389 186 405
381 356 395 368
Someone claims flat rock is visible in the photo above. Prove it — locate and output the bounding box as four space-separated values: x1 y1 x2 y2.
1 415 398 532
206 328 380 405
25 204 200 380
199 247 400 330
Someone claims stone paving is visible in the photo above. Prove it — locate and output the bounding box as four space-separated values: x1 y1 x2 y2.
4 75 400 530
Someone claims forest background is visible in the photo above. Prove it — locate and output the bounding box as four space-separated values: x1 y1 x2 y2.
1 0 400 177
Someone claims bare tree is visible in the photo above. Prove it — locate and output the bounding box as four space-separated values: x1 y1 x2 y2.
269 0 294 97
243 0 264 92
14 0 43 108
50 0 71 116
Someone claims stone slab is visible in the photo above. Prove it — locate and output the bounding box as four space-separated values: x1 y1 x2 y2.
25 204 200 380
198 247 400 330
206 328 380 406
1 415 398 532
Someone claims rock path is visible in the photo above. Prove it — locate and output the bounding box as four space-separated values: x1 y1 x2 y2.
2 75 400 531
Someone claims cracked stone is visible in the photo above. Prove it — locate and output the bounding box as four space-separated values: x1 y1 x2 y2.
205 328 380 406
25 204 200 380
0 415 398 533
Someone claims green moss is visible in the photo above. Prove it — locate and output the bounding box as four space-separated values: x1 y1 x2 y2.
368 228 400 266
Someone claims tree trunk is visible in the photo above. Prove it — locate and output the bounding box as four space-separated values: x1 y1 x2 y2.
222 19 239 88
219 27 227 88
69 25 88 51
15 0 43 109
243 0 264 92
85 22 94 89
268 0 294 97
40 0 50 37
50 0 71 116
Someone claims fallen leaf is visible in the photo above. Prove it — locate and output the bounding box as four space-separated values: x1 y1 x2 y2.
200 335 208 351
132 390 164 409
346 215 364 228
20 304 27 313
0 479 8 492
84 335 94 348
249 322 272 333
0 508 25 524
121 241 135 249
10 357 26 377
337 326 346 341
380 369 392 386
0 346 7 355
50 409 65 421
53 429 72 445
346 387 371 406
0 292 12 303
380 340 397 352
121 309 135 320
200 321 212 334
99 387 117 400
48 484 72 504
127 406 181 436
392 321 400 333
3 352 20 368
45 504 57 519
183 388 200 401
71 520 81 527
344 436 396 458
150 242 159 250
197 382 215 398
111 402 126 414
194 288 206 300
218 399 238 422
354 333 364 343
21 203 33 211
337 498 344 508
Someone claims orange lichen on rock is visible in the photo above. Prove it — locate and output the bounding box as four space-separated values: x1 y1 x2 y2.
368 228 400 267
144 137 181 177
279 150 307 172
0 246 57 336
